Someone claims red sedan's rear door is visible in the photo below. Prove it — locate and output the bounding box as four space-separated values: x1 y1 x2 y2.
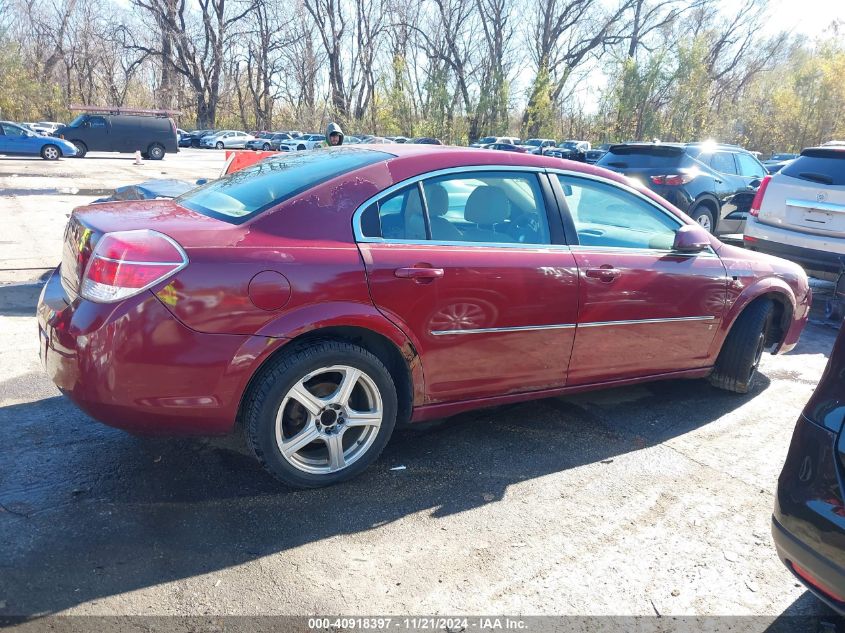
355 168 580 404
551 173 728 385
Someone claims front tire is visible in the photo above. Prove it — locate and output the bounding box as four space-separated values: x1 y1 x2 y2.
71 140 87 158
148 143 165 160
244 341 398 488
41 144 61 160
262 142 270 150
216 141 224 150
709 299 773 394
297 144 306 151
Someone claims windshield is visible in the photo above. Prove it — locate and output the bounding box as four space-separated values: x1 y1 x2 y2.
478 137 496 144
525 139 542 147
177 148 393 223
68 115 86 128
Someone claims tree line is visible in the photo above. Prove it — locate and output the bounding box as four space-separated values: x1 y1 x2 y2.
0 0 843 150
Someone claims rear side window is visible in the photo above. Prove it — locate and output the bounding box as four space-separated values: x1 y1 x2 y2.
178 148 393 223
782 150 845 186
708 152 737 174
597 146 685 169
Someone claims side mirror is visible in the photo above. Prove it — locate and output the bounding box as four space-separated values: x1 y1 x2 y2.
749 178 762 188
195 178 208 186
673 224 711 253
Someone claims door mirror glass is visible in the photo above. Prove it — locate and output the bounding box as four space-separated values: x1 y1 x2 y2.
672 224 711 253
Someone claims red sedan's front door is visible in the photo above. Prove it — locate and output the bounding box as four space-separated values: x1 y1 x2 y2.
356 170 580 404
552 173 728 385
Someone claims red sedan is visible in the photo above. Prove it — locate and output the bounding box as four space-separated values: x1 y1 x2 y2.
37 145 811 488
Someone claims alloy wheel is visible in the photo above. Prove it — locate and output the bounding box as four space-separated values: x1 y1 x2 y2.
275 365 383 474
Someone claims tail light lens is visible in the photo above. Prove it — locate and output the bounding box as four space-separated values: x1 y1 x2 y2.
81 230 187 303
650 174 693 186
750 174 772 217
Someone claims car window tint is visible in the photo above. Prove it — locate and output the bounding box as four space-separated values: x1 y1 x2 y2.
736 153 766 178
367 185 427 240
421 172 550 245
709 152 737 174
556 175 680 250
89 117 107 128
1 123 25 137
177 148 393 224
781 151 845 186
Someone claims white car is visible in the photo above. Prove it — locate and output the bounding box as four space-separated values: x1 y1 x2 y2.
470 135 521 148
744 145 845 280
201 130 254 149
521 138 557 152
277 134 326 151
35 121 63 134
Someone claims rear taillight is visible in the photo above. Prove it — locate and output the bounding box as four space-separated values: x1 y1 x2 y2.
649 174 693 186
792 561 845 602
750 174 772 217
80 229 187 303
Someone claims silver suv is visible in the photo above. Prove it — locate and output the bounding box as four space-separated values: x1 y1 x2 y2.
744 146 845 279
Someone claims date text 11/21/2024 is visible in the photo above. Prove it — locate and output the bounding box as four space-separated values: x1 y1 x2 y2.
307 617 527 630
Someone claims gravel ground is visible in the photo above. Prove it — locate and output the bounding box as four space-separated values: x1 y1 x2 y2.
0 150 842 630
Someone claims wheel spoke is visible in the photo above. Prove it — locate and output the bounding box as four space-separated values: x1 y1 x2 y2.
324 432 346 471
344 410 382 429
333 368 362 406
281 421 321 457
289 381 325 416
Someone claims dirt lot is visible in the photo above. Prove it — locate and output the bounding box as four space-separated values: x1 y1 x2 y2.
0 150 842 629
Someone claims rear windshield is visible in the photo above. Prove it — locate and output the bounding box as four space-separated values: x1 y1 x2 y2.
178 148 393 223
781 149 845 186
597 146 685 169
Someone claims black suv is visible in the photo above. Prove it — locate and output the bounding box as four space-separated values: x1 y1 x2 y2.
774 322 845 614
597 142 768 235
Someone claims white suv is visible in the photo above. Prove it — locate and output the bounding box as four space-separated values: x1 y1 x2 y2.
744 146 845 279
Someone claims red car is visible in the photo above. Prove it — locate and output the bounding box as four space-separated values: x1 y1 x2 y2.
37 146 812 488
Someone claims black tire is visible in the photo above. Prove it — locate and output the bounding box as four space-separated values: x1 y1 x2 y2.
216 141 224 150
297 144 306 151
262 142 270 150
825 299 842 322
244 340 398 489
40 144 61 160
689 204 715 234
709 299 773 394
148 143 165 160
71 140 87 158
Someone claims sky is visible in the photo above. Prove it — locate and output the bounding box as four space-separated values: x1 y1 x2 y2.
765 0 845 38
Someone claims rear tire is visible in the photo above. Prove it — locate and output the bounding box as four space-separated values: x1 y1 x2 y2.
148 143 165 160
244 340 398 489
825 299 843 322
71 140 87 158
709 299 773 394
262 142 270 150
40 144 61 160
689 204 715 233
297 144 306 151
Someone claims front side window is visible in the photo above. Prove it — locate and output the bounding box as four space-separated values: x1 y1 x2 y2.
556 175 681 250
178 148 393 223
1 123 25 137
736 152 766 178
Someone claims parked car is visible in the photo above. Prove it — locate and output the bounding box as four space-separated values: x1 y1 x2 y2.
482 142 526 153
181 129 215 148
0 121 77 160
277 133 327 150
522 138 556 152
386 136 409 144
470 136 520 148
201 130 254 149
585 143 611 164
744 145 845 279
35 121 64 134
38 145 810 488
598 142 768 235
773 321 845 614
246 132 280 151
267 133 293 150
764 153 799 175
410 137 442 145
360 136 394 145
543 140 591 161
54 111 178 159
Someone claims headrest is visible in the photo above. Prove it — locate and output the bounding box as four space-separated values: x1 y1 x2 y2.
465 186 509 225
425 183 449 217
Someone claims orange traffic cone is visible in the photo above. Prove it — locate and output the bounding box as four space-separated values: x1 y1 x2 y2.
134 150 143 165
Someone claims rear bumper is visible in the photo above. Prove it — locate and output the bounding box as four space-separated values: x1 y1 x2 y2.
774 414 845 613
773 515 845 614
37 267 275 435
745 219 845 275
